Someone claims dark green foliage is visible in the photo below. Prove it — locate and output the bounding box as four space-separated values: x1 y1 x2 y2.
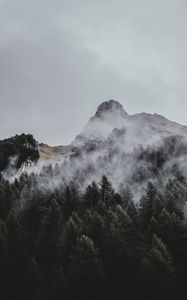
0 173 186 300
5 213 30 299
0 180 13 219
99 175 114 206
0 219 9 298
20 257 42 300
62 183 80 219
67 235 104 300
165 179 185 218
0 134 39 172
35 200 63 281
139 181 158 230
141 234 175 300
84 181 100 208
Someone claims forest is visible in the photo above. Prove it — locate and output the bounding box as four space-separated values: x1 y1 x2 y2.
0 166 187 300
0 134 39 173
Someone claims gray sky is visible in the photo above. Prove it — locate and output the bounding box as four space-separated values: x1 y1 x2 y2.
0 0 187 145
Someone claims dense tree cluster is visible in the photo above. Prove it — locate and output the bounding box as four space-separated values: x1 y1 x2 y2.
0 134 39 172
0 171 187 300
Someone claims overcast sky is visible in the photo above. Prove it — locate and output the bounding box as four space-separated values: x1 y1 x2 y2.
0 0 187 145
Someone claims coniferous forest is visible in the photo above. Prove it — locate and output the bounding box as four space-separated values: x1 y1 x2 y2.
1 154 187 300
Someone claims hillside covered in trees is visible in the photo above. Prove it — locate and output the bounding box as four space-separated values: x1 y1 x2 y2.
0 134 39 173
0 170 187 300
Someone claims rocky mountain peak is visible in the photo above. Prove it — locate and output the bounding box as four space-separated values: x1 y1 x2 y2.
95 99 128 118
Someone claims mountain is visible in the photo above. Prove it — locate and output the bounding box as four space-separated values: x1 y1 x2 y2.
1 101 187 300
36 99 187 162
73 99 187 149
1 100 187 198
30 99 187 198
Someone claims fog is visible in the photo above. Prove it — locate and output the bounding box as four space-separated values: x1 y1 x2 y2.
1 0 187 145
4 101 187 201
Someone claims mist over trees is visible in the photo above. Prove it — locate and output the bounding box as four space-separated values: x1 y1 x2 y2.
0 132 187 299
0 169 187 300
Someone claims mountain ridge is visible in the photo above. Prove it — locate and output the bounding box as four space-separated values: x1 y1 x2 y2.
72 99 187 150
1 100 187 198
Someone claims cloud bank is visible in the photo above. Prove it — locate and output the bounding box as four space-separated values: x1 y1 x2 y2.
0 0 187 144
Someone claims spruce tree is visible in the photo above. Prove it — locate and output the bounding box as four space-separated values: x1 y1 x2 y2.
21 257 42 300
139 181 157 230
141 234 175 300
67 235 104 300
99 175 114 207
84 181 100 208
0 219 8 298
35 199 63 285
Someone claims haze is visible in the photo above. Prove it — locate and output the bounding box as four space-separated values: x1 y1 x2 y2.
0 0 187 145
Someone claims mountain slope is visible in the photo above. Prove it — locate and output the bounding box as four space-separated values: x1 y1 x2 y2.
1 100 187 198
39 144 74 161
73 99 187 150
34 100 187 198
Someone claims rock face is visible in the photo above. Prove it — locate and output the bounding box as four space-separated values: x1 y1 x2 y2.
73 99 187 149
39 144 74 161
95 99 129 118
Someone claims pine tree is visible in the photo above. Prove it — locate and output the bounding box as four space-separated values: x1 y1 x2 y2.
125 199 138 225
152 194 163 219
139 181 157 230
6 213 29 298
67 235 104 300
84 181 100 208
83 209 105 250
165 181 184 219
99 175 114 207
120 185 134 208
62 184 79 219
103 206 142 299
35 199 63 285
157 208 173 241
141 234 175 300
147 216 159 243
62 216 80 272
0 219 8 298
21 257 42 300
0 181 13 219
